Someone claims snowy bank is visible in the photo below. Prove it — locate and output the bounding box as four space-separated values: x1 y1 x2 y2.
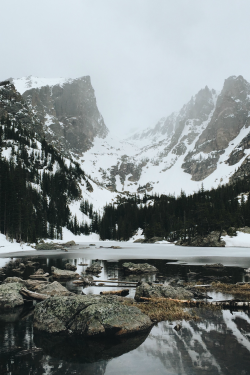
44 227 100 243
0 234 34 254
222 231 250 247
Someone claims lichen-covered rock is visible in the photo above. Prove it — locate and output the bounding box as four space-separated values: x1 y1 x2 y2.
134 282 194 301
34 281 74 297
3 277 25 285
51 266 78 279
65 263 77 271
33 295 153 336
122 262 158 274
0 282 24 309
85 262 102 274
35 243 57 250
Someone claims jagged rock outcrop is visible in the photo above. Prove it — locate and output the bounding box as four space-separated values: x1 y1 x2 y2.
33 295 153 336
183 76 250 181
17 76 108 155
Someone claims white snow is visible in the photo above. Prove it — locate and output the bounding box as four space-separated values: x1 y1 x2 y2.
46 227 100 243
222 231 250 247
0 233 33 254
12 76 70 94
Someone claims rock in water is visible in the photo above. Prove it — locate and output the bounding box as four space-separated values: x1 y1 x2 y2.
0 282 25 309
51 266 78 279
86 262 103 274
34 281 74 297
33 295 153 336
134 282 194 301
122 262 158 274
65 263 77 271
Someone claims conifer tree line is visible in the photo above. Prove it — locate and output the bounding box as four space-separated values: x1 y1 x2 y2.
0 115 94 242
99 179 250 242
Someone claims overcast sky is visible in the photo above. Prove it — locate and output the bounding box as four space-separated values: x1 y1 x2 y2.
1 0 250 135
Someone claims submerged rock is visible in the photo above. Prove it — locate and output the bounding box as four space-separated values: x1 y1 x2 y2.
134 282 194 301
33 295 153 336
122 262 158 274
51 266 79 279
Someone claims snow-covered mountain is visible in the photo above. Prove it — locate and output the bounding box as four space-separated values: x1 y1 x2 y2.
9 74 250 200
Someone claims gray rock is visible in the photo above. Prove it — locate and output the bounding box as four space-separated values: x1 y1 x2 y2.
134 282 194 301
176 231 226 247
62 241 76 247
33 295 153 336
3 277 25 284
35 243 57 250
34 281 74 297
86 262 103 274
51 266 78 279
65 263 77 271
122 262 158 274
0 282 24 309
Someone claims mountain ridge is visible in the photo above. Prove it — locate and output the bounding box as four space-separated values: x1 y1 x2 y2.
9 74 250 198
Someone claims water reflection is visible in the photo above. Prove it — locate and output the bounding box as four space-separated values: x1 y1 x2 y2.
2 308 250 374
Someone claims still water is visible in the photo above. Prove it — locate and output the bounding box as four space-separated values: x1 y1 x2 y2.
1 243 250 374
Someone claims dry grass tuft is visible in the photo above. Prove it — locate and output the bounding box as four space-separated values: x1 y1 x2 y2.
122 298 199 322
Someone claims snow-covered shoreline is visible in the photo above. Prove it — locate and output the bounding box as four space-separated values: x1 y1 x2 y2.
0 229 249 257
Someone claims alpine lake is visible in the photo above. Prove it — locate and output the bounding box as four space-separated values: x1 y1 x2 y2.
1 242 250 375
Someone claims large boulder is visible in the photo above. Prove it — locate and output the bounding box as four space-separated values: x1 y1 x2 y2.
134 282 194 301
85 262 102 274
0 282 24 309
33 295 153 337
51 266 79 279
122 262 158 274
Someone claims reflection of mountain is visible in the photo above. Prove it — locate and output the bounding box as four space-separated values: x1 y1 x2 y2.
138 309 250 375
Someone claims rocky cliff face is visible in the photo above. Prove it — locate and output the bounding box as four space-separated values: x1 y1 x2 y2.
9 74 250 198
11 76 108 156
182 76 250 180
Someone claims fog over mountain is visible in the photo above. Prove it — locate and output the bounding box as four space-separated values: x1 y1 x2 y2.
2 1 250 136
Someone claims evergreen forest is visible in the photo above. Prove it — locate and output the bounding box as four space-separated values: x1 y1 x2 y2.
99 179 250 242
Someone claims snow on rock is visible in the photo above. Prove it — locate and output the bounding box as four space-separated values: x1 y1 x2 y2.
12 76 70 94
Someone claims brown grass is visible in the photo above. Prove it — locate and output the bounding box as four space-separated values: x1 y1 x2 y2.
122 298 199 322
